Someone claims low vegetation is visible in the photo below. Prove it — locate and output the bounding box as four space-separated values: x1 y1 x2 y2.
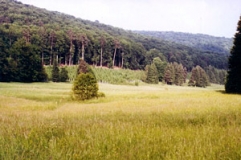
0 82 241 159
72 60 99 101
45 65 145 85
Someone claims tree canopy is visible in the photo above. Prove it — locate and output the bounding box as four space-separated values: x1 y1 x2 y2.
0 0 228 83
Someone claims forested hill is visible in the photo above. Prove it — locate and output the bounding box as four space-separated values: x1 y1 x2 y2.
135 31 233 55
0 0 229 71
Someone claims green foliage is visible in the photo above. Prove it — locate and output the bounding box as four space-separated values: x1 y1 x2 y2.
136 31 231 70
97 92 106 98
225 16 241 93
188 66 209 87
73 60 99 101
72 73 98 100
44 65 144 85
0 38 9 82
0 0 231 76
164 62 186 86
51 59 59 82
93 67 144 85
153 57 167 81
138 31 232 54
145 63 159 84
205 65 226 85
164 64 174 85
7 38 47 82
59 67 69 82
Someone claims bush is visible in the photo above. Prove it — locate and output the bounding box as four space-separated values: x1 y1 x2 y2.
59 67 69 82
72 73 98 101
51 60 59 82
97 92 106 98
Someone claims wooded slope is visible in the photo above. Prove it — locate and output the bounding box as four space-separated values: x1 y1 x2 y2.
0 0 230 71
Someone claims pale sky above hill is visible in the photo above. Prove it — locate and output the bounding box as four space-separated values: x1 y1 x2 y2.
19 0 241 38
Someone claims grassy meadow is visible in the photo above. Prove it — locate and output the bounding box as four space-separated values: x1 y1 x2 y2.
0 82 241 159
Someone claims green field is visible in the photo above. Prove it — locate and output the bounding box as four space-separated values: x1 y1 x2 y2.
0 82 241 159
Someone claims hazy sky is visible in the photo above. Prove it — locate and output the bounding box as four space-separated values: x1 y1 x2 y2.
19 0 241 38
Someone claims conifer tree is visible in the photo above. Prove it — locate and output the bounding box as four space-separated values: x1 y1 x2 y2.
225 16 241 93
164 63 175 85
59 67 69 82
188 66 209 87
72 59 98 100
52 58 59 82
146 63 159 84
153 57 167 81
174 64 185 86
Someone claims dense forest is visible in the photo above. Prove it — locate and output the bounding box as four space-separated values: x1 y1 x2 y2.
0 0 229 83
136 31 232 55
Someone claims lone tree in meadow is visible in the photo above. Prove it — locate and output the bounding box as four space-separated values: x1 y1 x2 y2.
72 59 98 100
225 16 241 93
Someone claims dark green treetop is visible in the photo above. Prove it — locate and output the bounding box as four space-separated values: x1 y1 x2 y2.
225 16 241 93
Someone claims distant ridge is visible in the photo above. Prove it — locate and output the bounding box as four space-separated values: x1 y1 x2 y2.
134 31 232 55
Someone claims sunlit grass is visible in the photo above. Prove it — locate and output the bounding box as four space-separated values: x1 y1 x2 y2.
0 82 241 159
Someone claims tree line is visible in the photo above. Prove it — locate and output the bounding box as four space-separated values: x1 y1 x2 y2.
144 59 226 87
0 0 228 83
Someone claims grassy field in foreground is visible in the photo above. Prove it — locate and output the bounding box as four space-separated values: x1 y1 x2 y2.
0 82 241 159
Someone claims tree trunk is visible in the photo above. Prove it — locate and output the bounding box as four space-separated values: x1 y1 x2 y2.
81 43 85 60
56 54 59 65
68 45 72 66
42 52 44 65
113 48 117 67
50 46 52 65
65 54 68 65
78 47 81 64
121 52 124 68
100 47 103 68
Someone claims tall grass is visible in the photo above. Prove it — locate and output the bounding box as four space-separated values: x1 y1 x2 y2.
0 83 241 159
45 65 144 84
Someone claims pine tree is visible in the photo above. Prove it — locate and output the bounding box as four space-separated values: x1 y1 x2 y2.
146 63 159 84
153 57 167 81
52 58 60 82
225 16 241 93
188 66 209 87
59 67 69 82
164 63 175 85
72 59 98 100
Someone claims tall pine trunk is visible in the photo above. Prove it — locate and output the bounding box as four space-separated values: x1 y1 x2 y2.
100 47 103 67
112 48 117 67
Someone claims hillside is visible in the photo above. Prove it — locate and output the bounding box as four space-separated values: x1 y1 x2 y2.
135 31 233 55
0 0 229 74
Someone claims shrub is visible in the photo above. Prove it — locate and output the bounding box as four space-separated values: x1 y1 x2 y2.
97 92 106 98
72 73 98 100
59 67 69 82
72 59 99 101
52 59 59 82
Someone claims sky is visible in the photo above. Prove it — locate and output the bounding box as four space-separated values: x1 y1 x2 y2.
19 0 241 38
